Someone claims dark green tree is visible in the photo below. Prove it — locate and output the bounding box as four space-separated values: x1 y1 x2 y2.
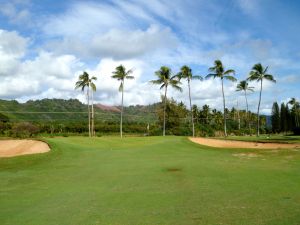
271 102 280 133
280 103 287 133
236 80 254 134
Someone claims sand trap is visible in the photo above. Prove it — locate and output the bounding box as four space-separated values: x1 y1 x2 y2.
189 137 300 149
0 140 50 158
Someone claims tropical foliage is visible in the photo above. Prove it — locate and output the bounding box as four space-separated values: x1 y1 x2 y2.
236 80 254 134
176 65 202 137
150 66 182 136
247 63 276 136
75 71 97 137
206 60 236 137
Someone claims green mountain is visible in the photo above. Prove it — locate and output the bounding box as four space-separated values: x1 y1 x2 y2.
0 98 158 124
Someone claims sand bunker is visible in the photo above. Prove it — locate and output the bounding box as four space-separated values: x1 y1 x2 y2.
189 137 300 149
0 140 50 158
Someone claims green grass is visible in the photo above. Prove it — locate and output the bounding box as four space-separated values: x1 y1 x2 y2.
216 134 300 143
0 136 300 225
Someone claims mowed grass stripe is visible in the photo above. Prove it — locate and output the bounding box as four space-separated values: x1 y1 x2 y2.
0 136 300 225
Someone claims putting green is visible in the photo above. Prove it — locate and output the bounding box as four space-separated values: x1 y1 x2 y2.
0 136 299 225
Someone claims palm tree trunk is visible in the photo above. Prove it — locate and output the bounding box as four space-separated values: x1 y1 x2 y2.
237 100 240 130
87 87 91 137
221 79 227 137
188 79 194 137
257 79 263 136
163 85 167 136
244 90 251 135
91 89 94 137
121 81 124 138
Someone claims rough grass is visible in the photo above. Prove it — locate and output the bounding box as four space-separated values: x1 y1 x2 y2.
0 136 300 225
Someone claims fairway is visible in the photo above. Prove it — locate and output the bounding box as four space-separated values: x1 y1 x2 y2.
1 137 300 225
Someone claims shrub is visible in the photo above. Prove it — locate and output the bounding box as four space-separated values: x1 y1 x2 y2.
11 122 39 138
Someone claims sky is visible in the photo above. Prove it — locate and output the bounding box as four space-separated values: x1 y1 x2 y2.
0 0 299 114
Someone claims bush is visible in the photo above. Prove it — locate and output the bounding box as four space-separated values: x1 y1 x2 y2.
11 122 39 138
293 127 300 135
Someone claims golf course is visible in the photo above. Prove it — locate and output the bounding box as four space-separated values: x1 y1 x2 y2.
1 136 300 225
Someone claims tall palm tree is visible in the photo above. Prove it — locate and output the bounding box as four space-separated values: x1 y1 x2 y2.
150 66 182 136
247 63 276 136
89 77 97 136
236 80 254 134
206 60 236 137
75 71 97 137
288 97 300 127
111 65 134 138
176 65 202 137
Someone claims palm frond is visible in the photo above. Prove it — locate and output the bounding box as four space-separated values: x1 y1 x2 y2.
247 71 261 81
205 73 217 79
160 83 166 90
191 75 203 81
172 84 182 92
264 74 276 83
224 75 237 82
90 82 96 91
149 79 163 85
224 69 235 75
126 75 135 80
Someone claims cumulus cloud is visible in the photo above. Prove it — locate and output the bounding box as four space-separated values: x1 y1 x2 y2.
48 25 177 59
0 29 29 76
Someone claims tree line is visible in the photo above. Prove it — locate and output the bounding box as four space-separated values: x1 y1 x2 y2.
76 59 277 137
0 97 268 138
271 98 300 134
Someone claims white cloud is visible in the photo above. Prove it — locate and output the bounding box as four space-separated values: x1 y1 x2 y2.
0 2 31 24
0 29 29 76
48 25 177 59
20 51 83 79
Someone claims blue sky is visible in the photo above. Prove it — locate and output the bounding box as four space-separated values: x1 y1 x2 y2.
0 0 299 114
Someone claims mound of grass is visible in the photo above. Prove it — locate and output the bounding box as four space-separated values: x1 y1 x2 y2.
0 136 300 225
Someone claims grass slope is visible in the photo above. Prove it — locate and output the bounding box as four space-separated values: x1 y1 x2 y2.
0 137 300 225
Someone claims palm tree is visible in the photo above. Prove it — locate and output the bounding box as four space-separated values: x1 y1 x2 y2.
236 80 254 134
111 65 134 138
206 60 236 137
75 71 97 137
247 63 276 136
288 97 300 127
89 77 97 136
176 65 202 137
150 66 182 136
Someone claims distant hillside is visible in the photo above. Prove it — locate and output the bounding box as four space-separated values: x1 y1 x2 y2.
95 104 120 113
0 98 158 123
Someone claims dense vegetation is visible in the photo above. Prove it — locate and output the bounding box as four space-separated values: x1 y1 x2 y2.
271 99 300 134
0 97 270 137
